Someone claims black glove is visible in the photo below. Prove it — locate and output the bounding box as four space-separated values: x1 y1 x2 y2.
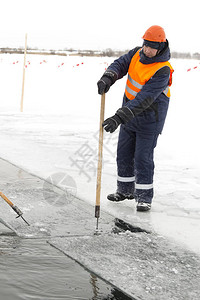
103 107 135 133
102 115 122 133
97 70 117 95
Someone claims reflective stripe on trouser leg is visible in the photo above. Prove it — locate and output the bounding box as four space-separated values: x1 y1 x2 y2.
134 133 159 204
135 183 153 190
117 175 135 182
116 126 136 195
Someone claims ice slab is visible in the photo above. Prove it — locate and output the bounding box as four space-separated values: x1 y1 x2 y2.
0 217 17 234
0 158 151 239
49 233 200 300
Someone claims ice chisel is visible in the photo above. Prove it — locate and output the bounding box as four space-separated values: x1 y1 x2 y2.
95 93 105 230
0 191 30 226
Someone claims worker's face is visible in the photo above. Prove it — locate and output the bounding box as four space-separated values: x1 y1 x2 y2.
143 45 158 58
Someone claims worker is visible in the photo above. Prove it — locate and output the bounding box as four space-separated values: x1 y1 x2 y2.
97 25 173 211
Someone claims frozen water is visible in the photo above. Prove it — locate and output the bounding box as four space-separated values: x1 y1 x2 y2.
0 54 199 255
0 53 200 299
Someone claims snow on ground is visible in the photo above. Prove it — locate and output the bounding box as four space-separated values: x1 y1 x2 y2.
0 53 200 255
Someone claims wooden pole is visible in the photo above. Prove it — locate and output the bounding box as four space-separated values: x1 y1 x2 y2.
95 93 105 230
0 191 14 206
20 33 28 112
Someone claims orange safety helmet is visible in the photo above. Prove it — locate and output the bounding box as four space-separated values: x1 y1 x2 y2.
142 25 166 43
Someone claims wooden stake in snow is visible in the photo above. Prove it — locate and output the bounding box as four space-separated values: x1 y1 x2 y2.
20 33 28 112
95 93 105 230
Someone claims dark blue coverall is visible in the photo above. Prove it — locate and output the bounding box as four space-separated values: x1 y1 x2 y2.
107 44 172 204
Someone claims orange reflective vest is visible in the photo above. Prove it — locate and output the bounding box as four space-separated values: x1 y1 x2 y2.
125 49 174 101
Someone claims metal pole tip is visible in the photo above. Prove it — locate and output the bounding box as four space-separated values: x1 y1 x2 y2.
96 217 99 230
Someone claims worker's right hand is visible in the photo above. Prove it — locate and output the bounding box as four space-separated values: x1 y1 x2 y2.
97 70 117 95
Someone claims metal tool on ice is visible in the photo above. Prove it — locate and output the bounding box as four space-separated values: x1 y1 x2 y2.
0 191 30 226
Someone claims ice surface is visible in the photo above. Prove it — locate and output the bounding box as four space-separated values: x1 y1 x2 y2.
50 233 200 300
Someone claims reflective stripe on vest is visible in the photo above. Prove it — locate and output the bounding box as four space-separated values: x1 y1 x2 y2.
125 49 173 101
163 86 169 96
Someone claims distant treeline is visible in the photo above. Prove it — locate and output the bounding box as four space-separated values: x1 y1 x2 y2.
0 47 200 59
92 49 200 60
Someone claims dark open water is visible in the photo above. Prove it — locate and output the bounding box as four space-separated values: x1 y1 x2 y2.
0 234 133 300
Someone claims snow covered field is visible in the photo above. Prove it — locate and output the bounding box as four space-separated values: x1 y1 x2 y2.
0 53 200 255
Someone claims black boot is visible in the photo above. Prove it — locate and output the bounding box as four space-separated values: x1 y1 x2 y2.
107 192 134 202
136 202 151 212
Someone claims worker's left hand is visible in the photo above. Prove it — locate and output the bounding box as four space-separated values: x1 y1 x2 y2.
103 107 135 133
102 115 122 133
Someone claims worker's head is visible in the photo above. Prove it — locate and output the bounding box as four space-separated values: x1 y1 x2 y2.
142 25 166 58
